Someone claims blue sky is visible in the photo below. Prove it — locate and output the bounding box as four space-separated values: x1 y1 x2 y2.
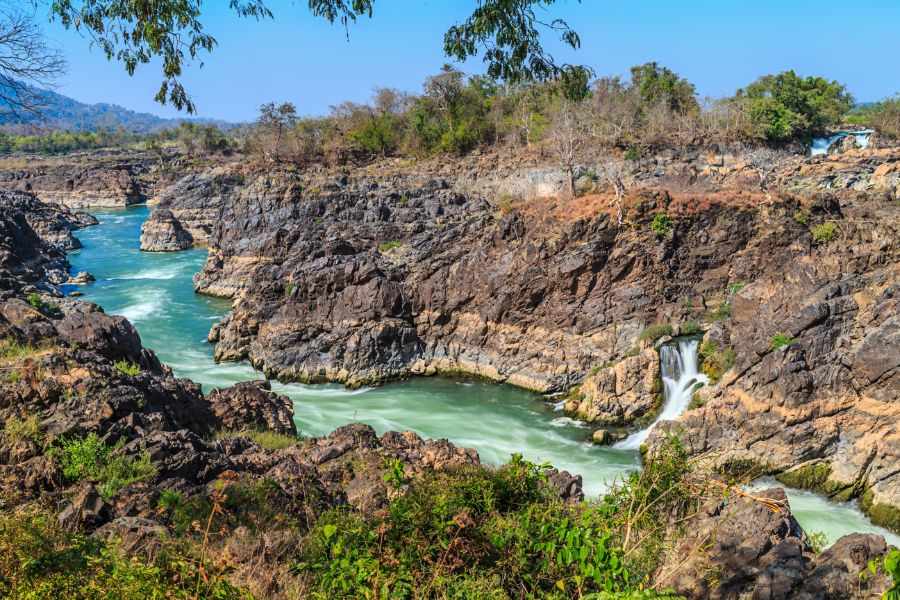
42 0 900 122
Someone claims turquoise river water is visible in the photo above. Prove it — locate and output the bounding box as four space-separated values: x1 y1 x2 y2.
62 205 900 548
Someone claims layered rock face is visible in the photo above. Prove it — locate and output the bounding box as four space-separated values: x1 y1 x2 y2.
139 208 194 251
650 190 900 531
194 170 790 391
0 154 148 208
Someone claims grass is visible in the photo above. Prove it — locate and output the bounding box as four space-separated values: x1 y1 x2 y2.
769 332 798 350
0 337 44 363
48 433 156 501
215 429 300 450
680 319 702 335
378 240 402 252
705 301 732 323
638 323 673 343
27 292 60 315
810 221 838 244
3 415 42 445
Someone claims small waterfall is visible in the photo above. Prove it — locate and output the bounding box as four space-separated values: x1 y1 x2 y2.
809 130 875 156
615 338 709 450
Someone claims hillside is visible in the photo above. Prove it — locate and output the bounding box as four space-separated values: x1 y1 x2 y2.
0 84 234 133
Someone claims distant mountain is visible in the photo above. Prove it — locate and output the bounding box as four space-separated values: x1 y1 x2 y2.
0 85 236 133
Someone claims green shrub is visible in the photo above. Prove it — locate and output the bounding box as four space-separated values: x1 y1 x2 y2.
284 282 295 296
865 548 900 598
638 324 673 343
1 338 42 362
114 360 141 376
680 319 702 336
48 433 156 501
3 415 43 445
769 333 798 350
5 370 20 382
810 221 837 244
624 146 645 161
705 301 732 323
806 530 829 554
698 342 736 383
27 292 61 315
379 240 403 252
0 507 250 599
650 214 675 237
215 429 299 450
727 282 746 295
793 208 810 225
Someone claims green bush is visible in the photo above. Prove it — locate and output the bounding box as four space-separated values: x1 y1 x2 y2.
866 548 900 599
705 301 732 323
793 208 810 225
0 507 250 599
735 70 854 143
48 433 156 501
215 429 299 450
680 319 702 336
26 292 60 314
650 214 675 237
114 360 141 376
638 324 673 343
698 342 736 383
769 333 798 350
810 221 837 244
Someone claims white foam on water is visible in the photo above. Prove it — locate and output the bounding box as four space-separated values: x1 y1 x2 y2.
551 416 588 428
117 291 166 323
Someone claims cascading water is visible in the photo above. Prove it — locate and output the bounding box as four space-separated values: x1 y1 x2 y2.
809 129 875 156
615 338 709 450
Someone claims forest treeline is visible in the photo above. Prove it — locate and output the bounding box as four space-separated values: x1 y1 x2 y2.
4 64 899 164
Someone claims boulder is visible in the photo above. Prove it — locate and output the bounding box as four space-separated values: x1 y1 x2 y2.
140 208 194 251
207 380 297 436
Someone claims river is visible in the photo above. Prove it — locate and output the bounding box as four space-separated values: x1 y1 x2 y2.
61 205 900 548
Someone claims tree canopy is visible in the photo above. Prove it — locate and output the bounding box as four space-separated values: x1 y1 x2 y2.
736 70 854 143
46 0 586 114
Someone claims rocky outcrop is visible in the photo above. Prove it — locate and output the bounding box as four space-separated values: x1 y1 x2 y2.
207 379 296 436
657 487 890 599
0 155 147 208
649 191 900 532
149 167 244 243
565 347 662 426
139 208 193 251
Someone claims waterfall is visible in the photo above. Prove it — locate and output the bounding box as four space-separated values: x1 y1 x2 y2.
809 130 875 156
615 338 709 450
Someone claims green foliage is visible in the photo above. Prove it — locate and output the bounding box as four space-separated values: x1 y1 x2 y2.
214 429 299 450
48 433 155 501
3 415 43 445
769 333 798 350
698 342 735 384
382 457 407 490
680 319 702 336
0 337 42 362
629 62 698 114
624 147 645 161
379 240 403 252
0 507 251 598
736 70 854 143
810 221 838 244
5 370 20 383
848 94 900 139
705 301 732 323
26 292 60 314
284 282 295 297
793 207 811 225
638 324 673 343
650 213 675 237
727 282 746 295
625 347 641 358
114 360 141 376
866 548 900 600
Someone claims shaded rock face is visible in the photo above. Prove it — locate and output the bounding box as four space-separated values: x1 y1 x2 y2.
565 347 662 426
0 189 85 291
657 488 889 600
195 171 787 391
207 379 296 436
139 208 193 251
150 168 244 243
0 157 146 208
649 193 900 531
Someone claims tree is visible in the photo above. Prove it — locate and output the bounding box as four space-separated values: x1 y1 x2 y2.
46 0 586 114
549 100 587 198
629 62 698 115
252 102 298 163
736 71 854 144
597 158 631 226
0 3 66 121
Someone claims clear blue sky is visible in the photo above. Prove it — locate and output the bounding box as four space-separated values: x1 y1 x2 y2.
41 0 900 122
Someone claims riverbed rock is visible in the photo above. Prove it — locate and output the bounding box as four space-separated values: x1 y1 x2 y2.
139 208 194 251
149 167 244 243
207 380 297 436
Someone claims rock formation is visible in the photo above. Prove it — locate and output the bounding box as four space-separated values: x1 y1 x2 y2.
139 208 194 251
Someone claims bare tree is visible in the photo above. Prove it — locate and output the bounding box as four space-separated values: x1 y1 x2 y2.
743 148 789 199
597 158 631 226
0 3 66 123
549 100 586 198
